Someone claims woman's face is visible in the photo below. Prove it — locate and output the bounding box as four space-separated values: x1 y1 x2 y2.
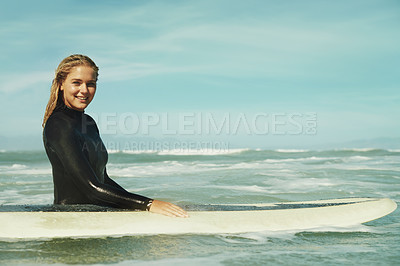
61 66 97 111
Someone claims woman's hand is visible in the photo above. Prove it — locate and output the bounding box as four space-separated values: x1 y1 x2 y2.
149 200 189 218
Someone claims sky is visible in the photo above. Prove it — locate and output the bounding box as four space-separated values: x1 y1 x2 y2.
0 0 399 150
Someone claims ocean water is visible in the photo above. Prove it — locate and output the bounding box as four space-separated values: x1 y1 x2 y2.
0 148 399 265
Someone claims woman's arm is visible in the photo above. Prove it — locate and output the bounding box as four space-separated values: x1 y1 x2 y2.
104 169 188 217
103 169 127 191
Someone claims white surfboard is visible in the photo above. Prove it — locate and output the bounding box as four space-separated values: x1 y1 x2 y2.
0 198 396 239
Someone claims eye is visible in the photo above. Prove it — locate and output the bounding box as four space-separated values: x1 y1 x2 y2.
87 83 96 88
72 81 81 85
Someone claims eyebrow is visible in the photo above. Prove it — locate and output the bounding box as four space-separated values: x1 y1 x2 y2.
71 78 96 82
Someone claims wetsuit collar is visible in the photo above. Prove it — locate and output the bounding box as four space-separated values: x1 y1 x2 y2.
54 101 84 119
63 106 84 119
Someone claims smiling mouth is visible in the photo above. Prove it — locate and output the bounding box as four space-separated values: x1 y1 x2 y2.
76 96 88 100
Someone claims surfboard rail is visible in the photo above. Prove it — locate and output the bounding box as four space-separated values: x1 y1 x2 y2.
0 198 396 239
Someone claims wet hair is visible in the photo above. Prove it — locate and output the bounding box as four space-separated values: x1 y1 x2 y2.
42 54 99 127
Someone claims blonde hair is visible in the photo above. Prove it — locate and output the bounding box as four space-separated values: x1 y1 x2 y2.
42 54 99 127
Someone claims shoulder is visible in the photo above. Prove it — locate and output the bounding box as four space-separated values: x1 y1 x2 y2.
43 112 76 143
45 111 73 130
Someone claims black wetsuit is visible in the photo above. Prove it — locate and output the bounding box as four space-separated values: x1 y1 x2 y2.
43 103 152 210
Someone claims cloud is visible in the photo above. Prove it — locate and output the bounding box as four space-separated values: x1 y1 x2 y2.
0 71 52 93
2 0 397 84
0 0 398 145
62 1 399 84
98 61 203 82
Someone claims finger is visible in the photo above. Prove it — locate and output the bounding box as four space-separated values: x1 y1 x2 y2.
156 202 180 217
150 200 189 218
166 203 189 217
160 204 187 218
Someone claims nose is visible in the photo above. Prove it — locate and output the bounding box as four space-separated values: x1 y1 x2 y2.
80 83 89 94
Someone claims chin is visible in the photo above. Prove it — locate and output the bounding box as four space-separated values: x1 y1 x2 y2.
74 102 90 110
70 104 88 111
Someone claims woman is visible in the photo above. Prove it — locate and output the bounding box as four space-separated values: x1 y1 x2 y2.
42 54 188 218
